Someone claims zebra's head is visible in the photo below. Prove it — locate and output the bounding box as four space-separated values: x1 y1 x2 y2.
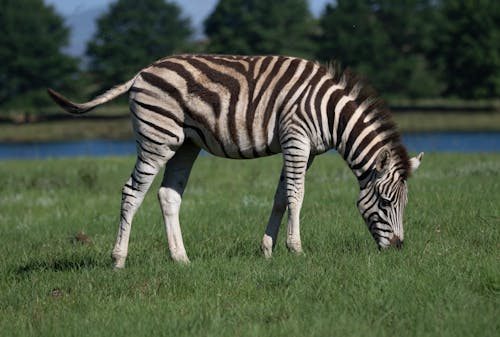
357 147 423 249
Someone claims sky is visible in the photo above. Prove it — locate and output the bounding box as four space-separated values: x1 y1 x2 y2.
45 0 331 17
44 0 332 58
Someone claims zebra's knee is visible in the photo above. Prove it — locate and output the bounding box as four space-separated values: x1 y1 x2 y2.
158 187 181 216
121 177 133 195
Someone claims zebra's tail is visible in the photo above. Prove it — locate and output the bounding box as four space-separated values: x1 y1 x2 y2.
47 76 137 114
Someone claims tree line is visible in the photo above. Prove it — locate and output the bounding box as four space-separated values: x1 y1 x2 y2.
1 0 499 113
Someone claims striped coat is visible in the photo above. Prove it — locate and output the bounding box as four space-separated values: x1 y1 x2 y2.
49 54 423 268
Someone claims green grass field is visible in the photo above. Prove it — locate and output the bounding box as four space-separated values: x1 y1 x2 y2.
0 153 498 336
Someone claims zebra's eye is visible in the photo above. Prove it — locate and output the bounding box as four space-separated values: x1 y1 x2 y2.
380 197 391 207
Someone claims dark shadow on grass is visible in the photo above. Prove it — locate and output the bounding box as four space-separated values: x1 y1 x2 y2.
223 238 262 259
307 234 372 255
338 238 373 253
14 255 104 279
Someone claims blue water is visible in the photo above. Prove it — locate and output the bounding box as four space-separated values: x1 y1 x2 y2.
0 139 136 160
402 132 500 153
0 132 499 160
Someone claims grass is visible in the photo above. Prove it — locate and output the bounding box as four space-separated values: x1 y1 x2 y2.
0 153 498 337
0 117 133 143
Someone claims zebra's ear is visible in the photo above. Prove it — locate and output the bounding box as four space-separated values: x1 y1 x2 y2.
375 147 392 174
409 152 424 173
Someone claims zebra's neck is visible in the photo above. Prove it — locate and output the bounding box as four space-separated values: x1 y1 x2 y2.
323 75 409 185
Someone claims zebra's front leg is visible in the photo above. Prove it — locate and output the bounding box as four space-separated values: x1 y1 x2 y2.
283 145 311 254
112 155 170 269
261 155 315 258
158 142 200 264
261 170 287 258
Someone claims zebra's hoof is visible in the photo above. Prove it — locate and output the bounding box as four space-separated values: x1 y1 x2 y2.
288 248 304 256
171 254 190 265
286 240 303 255
261 235 274 259
112 253 126 269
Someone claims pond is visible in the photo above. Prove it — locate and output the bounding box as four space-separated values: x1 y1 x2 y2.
0 132 499 160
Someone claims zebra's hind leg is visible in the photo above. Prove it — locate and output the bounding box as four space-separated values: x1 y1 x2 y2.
158 141 200 264
112 152 173 269
261 169 287 258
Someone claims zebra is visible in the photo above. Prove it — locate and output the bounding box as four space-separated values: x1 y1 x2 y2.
48 54 423 268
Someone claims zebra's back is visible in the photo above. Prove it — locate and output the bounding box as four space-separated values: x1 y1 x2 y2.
129 54 332 159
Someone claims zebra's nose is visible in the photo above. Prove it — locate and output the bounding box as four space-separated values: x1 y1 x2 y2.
390 235 403 249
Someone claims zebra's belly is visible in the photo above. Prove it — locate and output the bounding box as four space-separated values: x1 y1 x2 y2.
185 128 281 159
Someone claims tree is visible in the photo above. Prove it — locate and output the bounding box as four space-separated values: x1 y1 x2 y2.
434 0 500 98
204 0 317 59
86 0 192 92
0 0 78 110
317 0 443 99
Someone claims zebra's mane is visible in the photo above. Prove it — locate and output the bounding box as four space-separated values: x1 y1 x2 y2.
325 61 411 180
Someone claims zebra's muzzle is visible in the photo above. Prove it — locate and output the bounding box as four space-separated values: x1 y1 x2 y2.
389 235 403 249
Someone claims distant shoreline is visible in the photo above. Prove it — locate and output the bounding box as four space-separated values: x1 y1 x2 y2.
1 110 500 143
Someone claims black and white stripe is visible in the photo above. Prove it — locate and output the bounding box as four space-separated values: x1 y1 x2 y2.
48 54 423 266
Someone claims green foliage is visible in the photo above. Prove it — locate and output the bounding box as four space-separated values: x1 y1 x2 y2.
317 0 500 99
86 0 193 93
1 0 499 115
0 0 78 111
0 154 498 336
204 0 317 58
432 0 500 98
317 0 444 99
